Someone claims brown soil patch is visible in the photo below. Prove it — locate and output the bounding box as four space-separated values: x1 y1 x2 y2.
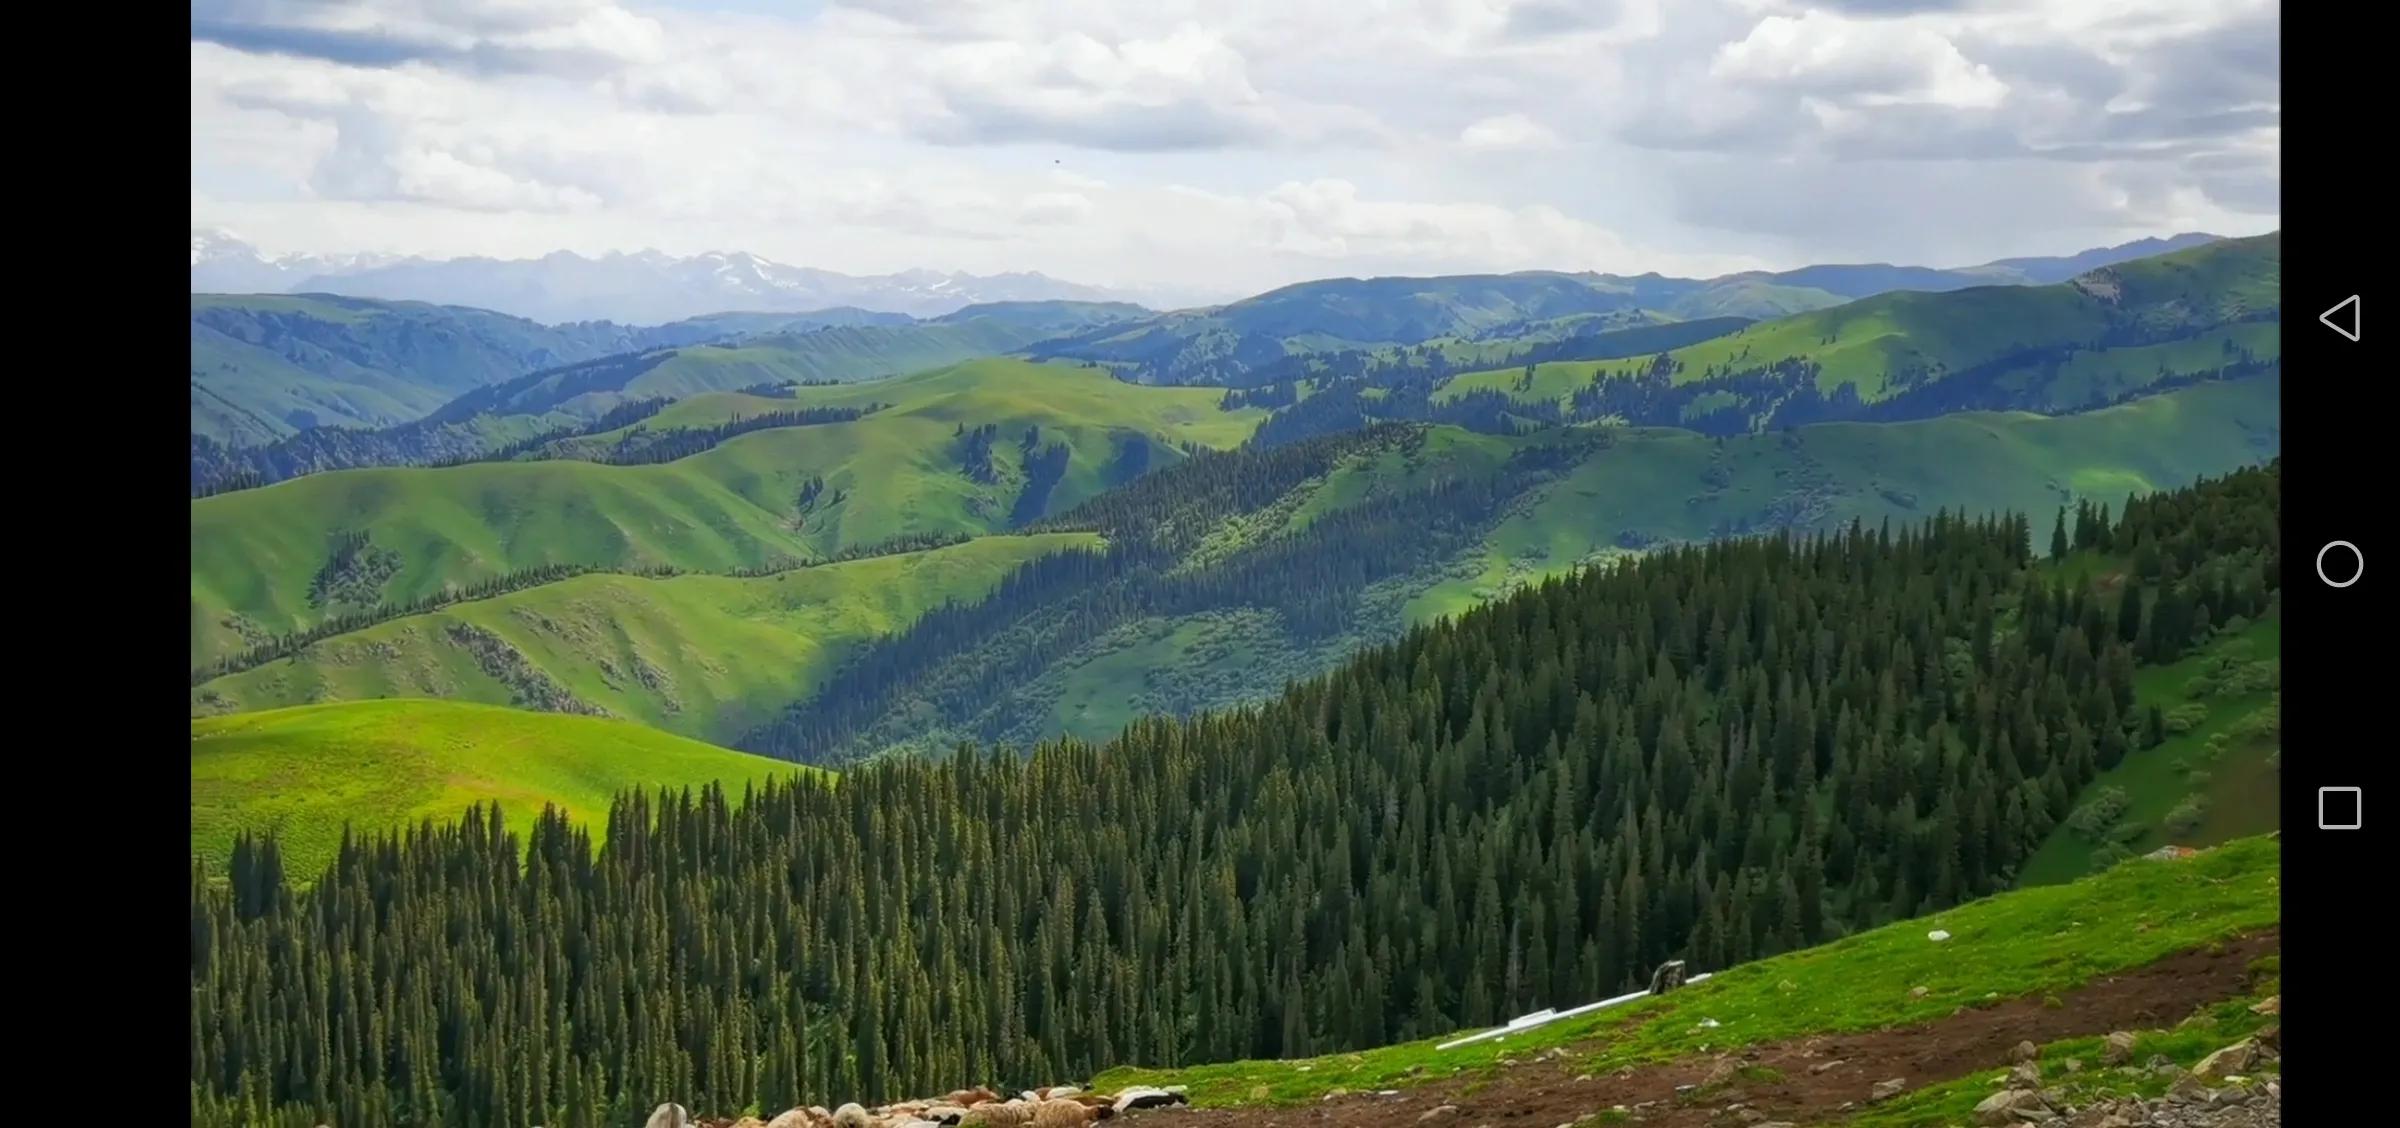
1166 930 2278 1128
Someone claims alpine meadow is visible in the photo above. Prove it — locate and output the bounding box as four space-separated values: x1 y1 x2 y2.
191 5 2288 1126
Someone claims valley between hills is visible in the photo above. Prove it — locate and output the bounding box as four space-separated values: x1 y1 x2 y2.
192 232 2286 1128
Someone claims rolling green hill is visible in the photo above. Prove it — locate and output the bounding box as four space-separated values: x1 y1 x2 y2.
190 358 1261 668
1338 234 2283 442
1577 234 2276 416
190 698 814 879
436 317 1121 423
1021 238 2232 387
192 532 1101 743
761 375 2279 761
190 295 1150 455
190 294 665 444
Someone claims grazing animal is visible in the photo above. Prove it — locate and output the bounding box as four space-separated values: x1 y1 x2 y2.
959 1102 1035 1127
1030 1098 1112 1126
646 1104 690 1128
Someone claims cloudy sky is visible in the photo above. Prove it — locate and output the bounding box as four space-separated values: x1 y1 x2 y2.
191 0 2280 296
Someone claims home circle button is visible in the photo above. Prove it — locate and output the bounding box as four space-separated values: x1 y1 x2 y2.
2317 541 2364 588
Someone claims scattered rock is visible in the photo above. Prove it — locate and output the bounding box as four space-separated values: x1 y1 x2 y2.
1973 1088 2050 1126
1908 986 1930 1000
832 1105 874 1128
1247 1085 1270 1101
1810 1059 1846 1074
1418 1105 1460 1122
1870 1078 1907 1102
2010 1062 2042 1087
2063 1059 2083 1074
2194 1039 2260 1079
2102 1032 2138 1065
1928 929 1952 942
1700 1059 1740 1088
2249 996 2279 1015
2011 1041 2040 1063
765 1111 812 1128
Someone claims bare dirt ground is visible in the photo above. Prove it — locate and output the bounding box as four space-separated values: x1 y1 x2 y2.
1159 930 2280 1128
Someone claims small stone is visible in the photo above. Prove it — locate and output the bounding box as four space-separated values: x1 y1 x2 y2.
1418 1105 1460 1123
2010 1041 2040 1064
1973 1090 2050 1127
1735 1110 1765 1124
2194 1039 2260 1079
1908 986 1930 1000
1323 1088 1349 1101
1810 1059 1846 1074
2250 995 2280 1015
2063 1059 2083 1074
1575 1074 1593 1082
1249 1085 1271 1101
2009 1062 2041 1087
2101 1031 2138 1065
1870 1078 1907 1102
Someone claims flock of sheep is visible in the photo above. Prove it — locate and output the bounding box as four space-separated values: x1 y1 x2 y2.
644 1083 1191 1128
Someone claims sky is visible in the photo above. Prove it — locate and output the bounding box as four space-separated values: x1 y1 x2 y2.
190 0 2281 297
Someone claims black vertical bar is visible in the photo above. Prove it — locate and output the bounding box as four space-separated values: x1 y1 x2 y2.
2281 5 2382 1115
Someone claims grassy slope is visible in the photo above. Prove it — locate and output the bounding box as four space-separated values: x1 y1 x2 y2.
191 326 443 443
1847 981 2280 1128
190 359 1260 666
2020 613 2282 884
1435 234 2280 407
191 699 816 879
1006 378 2278 746
1093 836 2279 1107
193 533 1101 743
189 293 644 441
1408 373 2281 621
496 321 1062 420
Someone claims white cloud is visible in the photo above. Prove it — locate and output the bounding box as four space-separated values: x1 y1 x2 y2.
1017 191 1098 226
189 0 2281 293
1713 11 2007 109
1459 113 1562 150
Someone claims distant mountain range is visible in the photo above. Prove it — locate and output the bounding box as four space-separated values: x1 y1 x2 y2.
190 230 1211 323
191 228 2222 328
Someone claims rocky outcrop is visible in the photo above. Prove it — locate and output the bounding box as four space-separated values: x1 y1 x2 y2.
2063 1077 2279 1127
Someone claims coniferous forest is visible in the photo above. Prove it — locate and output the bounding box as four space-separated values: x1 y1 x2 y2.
191 462 2281 1128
